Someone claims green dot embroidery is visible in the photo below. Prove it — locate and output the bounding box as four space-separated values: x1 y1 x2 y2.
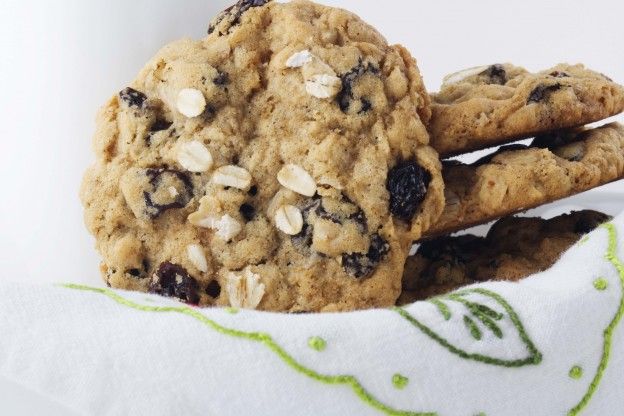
593 278 608 291
569 366 583 380
392 374 409 390
62 284 436 416
308 336 327 352
225 307 239 314
569 223 624 415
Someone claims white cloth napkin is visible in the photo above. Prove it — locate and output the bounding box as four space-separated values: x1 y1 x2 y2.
1 216 624 416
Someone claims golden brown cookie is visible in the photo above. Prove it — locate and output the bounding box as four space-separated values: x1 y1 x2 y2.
399 210 611 304
430 63 624 157
426 122 624 237
80 0 444 312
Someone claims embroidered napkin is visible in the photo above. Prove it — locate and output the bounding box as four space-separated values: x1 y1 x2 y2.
1 216 623 416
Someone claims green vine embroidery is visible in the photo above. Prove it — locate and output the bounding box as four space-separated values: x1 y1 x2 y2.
62 284 436 416
569 223 624 415
392 374 409 390
394 289 542 367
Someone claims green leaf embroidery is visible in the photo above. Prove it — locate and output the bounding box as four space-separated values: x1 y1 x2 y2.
428 298 451 321
463 315 482 341
394 288 542 367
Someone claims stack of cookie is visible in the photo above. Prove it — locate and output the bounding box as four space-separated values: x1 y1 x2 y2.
80 0 624 312
400 64 624 302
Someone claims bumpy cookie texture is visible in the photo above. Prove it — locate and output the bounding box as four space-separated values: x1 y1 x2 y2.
81 0 444 312
399 210 611 304
427 122 624 237
430 63 624 156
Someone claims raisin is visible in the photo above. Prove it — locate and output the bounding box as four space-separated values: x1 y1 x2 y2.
240 203 256 221
336 59 380 113
119 87 147 108
206 280 222 298
208 0 270 35
315 201 342 224
358 98 372 114
213 71 230 86
144 169 194 218
349 210 368 233
291 223 313 248
527 83 562 104
549 71 570 78
149 262 200 304
484 64 507 85
367 234 390 263
342 234 390 279
387 161 431 222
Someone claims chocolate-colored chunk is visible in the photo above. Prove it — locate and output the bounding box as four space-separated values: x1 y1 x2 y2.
337 59 380 113
127 268 142 278
485 64 507 85
527 83 562 103
387 161 431 222
143 169 194 218
119 87 147 108
240 203 256 221
149 262 200 304
208 0 270 35
206 280 222 298
150 119 173 132
342 234 390 279
549 71 570 78
213 71 230 86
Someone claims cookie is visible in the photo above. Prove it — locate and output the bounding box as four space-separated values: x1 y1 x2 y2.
429 63 624 156
399 210 611 304
80 0 444 312
425 122 624 237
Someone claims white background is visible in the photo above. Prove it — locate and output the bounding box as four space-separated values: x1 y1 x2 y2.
0 0 622 288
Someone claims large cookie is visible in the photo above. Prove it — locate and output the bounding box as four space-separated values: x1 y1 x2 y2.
400 210 610 304
430 63 624 156
426 122 624 237
80 0 444 312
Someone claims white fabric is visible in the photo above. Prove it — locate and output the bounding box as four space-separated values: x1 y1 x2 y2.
1 216 624 416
